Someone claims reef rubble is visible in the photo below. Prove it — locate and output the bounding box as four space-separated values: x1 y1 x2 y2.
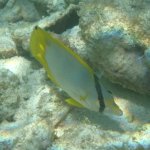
0 0 150 150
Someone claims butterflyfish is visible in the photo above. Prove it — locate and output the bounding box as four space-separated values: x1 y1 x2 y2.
30 26 122 115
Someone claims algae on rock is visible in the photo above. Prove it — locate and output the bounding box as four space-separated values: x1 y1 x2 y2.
0 0 150 150
79 0 150 95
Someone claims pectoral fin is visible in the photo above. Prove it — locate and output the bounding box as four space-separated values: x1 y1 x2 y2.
65 98 84 108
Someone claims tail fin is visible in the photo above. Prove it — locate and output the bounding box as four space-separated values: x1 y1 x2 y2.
30 26 50 65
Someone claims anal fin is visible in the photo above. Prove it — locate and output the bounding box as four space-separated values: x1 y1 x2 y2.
65 98 84 108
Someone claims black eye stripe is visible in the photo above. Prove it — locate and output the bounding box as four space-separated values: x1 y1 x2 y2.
94 74 105 112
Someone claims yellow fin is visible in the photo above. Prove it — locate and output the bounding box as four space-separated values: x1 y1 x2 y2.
30 26 59 85
30 26 93 75
65 98 84 108
30 26 47 64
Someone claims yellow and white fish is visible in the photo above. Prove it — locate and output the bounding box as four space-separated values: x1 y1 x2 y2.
29 26 122 115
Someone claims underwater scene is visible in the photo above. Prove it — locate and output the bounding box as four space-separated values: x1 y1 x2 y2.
0 0 150 149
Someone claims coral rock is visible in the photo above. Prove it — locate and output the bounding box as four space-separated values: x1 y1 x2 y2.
79 0 150 94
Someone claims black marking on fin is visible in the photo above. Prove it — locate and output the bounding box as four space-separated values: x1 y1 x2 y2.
94 74 105 112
